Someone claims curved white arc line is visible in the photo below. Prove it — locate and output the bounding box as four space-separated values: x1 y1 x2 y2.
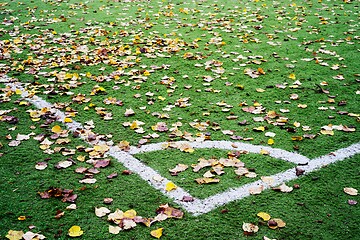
129 140 310 164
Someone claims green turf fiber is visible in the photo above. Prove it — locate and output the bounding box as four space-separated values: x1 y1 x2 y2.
1 0 359 239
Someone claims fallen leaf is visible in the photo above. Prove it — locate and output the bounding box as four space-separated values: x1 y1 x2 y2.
272 183 293 193
261 176 274 185
95 207 111 217
94 159 110 168
195 177 220 184
249 185 264 195
348 200 357 205
66 204 77 210
121 219 137 230
165 181 177 191
257 212 271 221
22 231 46 240
55 160 73 169
344 187 358 196
268 218 286 229
109 225 121 234
242 222 259 234
150 228 163 239
169 164 188 175
79 178 97 184
51 125 62 134
68 226 83 237
5 230 24 240
156 204 184 219
35 162 48 170
123 209 137 219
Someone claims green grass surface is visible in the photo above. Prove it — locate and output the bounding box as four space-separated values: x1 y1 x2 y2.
1 0 359 239
135 149 295 199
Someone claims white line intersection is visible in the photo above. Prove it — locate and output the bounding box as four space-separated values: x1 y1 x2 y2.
5 80 360 216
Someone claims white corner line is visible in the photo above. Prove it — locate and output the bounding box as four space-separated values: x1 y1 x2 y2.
4 80 360 216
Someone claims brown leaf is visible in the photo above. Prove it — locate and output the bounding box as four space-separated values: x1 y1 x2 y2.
195 177 220 184
272 183 293 193
94 159 110 168
156 204 184 219
107 173 118 179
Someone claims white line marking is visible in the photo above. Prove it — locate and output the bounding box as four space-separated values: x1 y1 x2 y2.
4 80 360 216
129 141 310 165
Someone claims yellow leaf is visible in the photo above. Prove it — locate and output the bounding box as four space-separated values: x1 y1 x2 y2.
15 89 22 95
158 96 166 101
68 226 83 237
257 212 271 221
253 126 265 132
5 230 24 240
165 181 177 191
77 155 85 162
260 149 270 155
93 144 110 153
151 228 163 239
17 216 26 221
320 130 334 135
64 117 73 123
123 209 137 219
51 125 62 133
130 121 139 130
267 138 274 145
291 136 303 141
288 73 296 80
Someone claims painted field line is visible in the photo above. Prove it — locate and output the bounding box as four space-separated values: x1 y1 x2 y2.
5 80 194 206
129 141 360 216
4 80 360 216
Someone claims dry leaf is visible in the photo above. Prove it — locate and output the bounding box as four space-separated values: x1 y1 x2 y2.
268 218 286 229
195 177 220 184
22 231 46 240
156 204 184 219
66 204 77 210
5 230 24 240
344 187 358 196
272 183 293 193
249 185 264 195
257 212 271 221
95 207 111 217
150 228 163 239
35 162 48 170
169 164 188 175
165 182 177 191
79 178 97 184
242 222 259 234
109 225 121 234
123 209 137 219
56 160 73 169
68 226 83 237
